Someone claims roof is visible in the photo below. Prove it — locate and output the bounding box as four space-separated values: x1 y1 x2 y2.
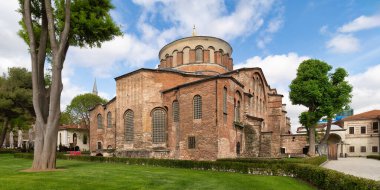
341 110 380 121
114 68 208 81
88 97 117 111
224 67 271 90
161 74 244 93
59 124 88 131
297 124 345 133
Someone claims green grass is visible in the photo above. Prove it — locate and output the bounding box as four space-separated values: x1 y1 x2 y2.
0 154 315 190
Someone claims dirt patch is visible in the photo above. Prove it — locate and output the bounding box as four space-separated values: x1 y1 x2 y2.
20 168 66 172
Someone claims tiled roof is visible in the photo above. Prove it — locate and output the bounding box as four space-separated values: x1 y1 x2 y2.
341 110 380 121
59 124 88 131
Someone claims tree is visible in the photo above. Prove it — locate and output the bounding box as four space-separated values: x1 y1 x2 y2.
319 68 352 145
289 59 332 156
19 0 121 170
65 93 107 126
0 68 34 148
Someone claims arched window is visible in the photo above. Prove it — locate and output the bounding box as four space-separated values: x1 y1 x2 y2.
173 101 179 122
196 48 203 62
152 108 167 143
97 142 102 150
97 114 103 129
223 87 227 114
107 112 112 128
124 110 134 142
193 95 202 119
235 100 241 122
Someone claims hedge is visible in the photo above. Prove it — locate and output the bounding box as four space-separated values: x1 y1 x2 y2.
13 153 380 190
367 155 380 160
218 156 327 166
0 149 19 154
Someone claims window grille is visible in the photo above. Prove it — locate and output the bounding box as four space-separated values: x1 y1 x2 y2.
349 127 354 134
97 114 103 129
373 122 379 133
188 136 196 149
372 146 378 153
97 142 102 150
152 108 166 143
124 110 134 142
223 87 227 114
234 101 241 122
349 146 355 152
107 112 112 128
173 101 179 122
193 95 202 119
361 146 366 152
361 126 366 134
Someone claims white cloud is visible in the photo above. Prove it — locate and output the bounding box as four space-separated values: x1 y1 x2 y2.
338 15 380 33
319 25 329 35
235 53 309 132
348 64 380 114
133 0 276 41
0 1 30 74
326 34 359 53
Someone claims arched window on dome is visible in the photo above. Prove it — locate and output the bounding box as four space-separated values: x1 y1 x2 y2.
195 48 203 62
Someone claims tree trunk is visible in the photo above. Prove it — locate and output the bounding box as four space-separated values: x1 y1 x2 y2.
320 117 332 144
307 125 316 156
0 118 9 148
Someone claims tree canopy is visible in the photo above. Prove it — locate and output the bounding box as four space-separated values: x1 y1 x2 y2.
63 93 107 126
0 67 34 147
289 59 352 156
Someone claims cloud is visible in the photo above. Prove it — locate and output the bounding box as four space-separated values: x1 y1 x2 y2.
326 34 359 53
133 0 277 41
235 53 310 132
338 15 380 33
348 64 380 114
0 1 30 74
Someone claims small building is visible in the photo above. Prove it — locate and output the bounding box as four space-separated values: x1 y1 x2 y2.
57 124 89 151
336 110 380 157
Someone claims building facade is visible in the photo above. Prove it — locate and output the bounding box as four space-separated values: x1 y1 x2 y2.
57 124 89 151
89 36 291 160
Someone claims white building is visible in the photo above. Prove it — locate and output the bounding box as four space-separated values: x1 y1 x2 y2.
57 124 89 151
336 110 380 157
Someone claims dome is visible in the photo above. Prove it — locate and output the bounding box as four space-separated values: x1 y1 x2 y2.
158 36 233 75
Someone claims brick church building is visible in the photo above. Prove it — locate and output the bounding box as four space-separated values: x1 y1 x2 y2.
89 35 291 160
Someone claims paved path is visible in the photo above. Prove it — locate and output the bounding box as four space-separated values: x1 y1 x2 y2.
322 157 380 181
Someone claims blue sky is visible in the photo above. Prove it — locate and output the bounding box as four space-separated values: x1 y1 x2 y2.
0 0 379 130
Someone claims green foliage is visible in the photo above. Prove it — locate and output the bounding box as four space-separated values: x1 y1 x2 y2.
0 68 34 127
63 93 107 125
218 156 327 166
367 155 380 160
18 0 122 50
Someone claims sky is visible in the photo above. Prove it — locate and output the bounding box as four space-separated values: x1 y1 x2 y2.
1 0 380 132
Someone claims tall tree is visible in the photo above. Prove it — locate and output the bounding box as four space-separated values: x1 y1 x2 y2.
289 59 332 156
19 0 121 170
0 67 34 148
65 93 107 126
319 68 352 144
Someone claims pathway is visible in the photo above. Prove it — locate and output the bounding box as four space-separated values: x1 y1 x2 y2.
322 157 380 181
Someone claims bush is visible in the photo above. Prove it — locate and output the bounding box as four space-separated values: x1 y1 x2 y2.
367 155 380 160
0 149 19 154
14 153 380 190
218 155 327 166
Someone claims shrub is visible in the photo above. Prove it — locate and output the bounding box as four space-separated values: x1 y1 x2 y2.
367 155 380 160
0 149 19 154
217 156 327 166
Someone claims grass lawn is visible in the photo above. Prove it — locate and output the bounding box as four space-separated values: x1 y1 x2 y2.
0 154 315 190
